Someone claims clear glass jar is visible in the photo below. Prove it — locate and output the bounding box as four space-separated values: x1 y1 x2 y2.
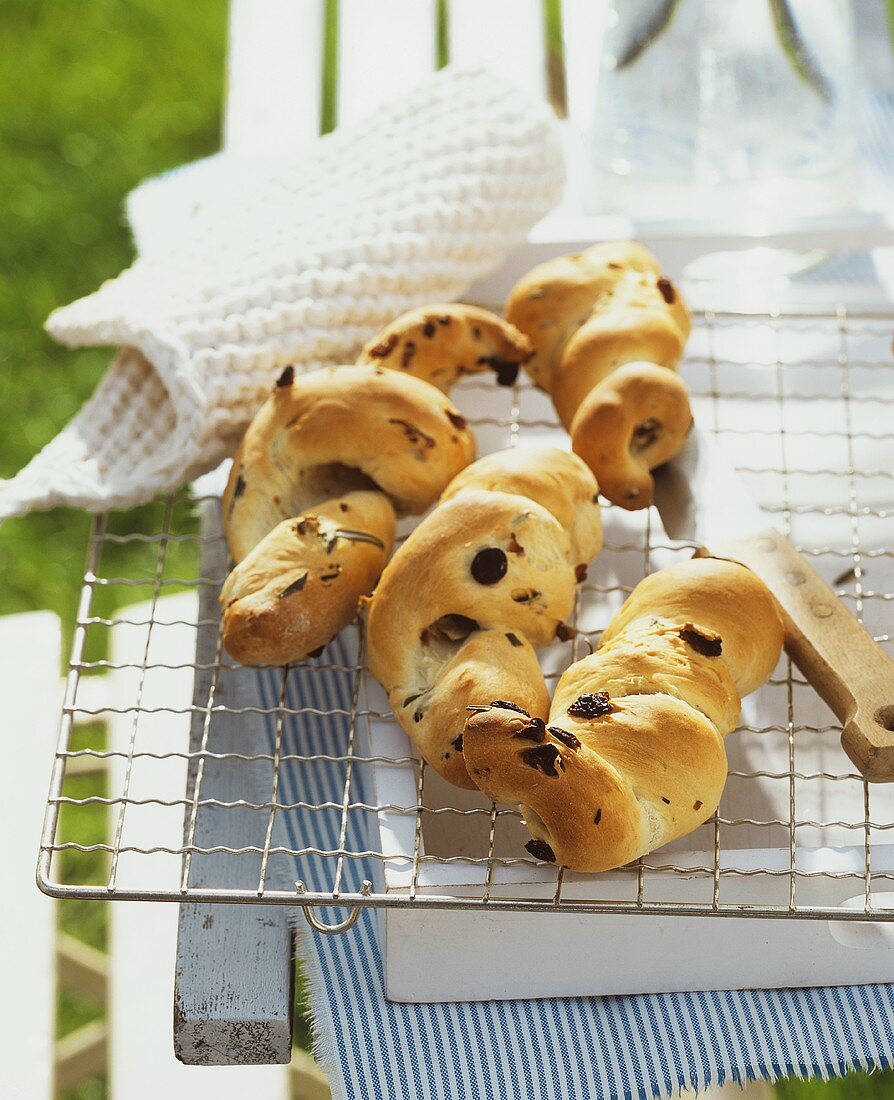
586 0 857 224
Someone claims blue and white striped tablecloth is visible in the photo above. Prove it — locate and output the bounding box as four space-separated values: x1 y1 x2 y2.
257 637 894 1100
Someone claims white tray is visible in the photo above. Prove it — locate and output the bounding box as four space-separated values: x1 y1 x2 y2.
357 304 894 1003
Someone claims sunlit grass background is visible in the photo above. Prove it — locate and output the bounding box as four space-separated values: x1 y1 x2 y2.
2 1 892 1097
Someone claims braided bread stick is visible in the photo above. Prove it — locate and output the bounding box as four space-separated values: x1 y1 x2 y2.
505 241 693 510
363 447 602 788
221 364 475 665
464 557 783 870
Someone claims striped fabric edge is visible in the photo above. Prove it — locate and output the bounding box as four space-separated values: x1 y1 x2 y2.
252 646 894 1100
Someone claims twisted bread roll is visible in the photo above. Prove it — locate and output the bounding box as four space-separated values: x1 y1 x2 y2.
358 303 533 391
221 304 530 667
505 241 693 510
363 447 602 788
464 557 783 871
221 364 475 665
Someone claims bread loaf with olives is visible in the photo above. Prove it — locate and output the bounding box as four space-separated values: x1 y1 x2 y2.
221 364 475 665
463 557 784 871
505 241 693 510
221 303 535 667
363 447 602 788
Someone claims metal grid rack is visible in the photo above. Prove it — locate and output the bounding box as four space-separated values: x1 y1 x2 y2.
37 305 894 928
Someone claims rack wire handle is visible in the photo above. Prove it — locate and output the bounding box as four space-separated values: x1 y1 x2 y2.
296 879 371 934
710 528 894 782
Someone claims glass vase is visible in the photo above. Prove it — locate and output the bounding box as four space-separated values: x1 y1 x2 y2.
586 0 857 225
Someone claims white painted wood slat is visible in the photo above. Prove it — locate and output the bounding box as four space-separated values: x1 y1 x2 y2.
449 0 547 102
226 0 325 153
2 611 59 1100
163 0 318 1069
558 0 607 211
109 590 289 1091
170 506 295 1070
336 0 436 127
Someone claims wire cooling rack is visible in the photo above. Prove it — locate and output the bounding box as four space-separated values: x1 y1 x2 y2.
37 305 894 928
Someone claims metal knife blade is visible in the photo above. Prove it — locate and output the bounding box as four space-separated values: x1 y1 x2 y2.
652 423 769 547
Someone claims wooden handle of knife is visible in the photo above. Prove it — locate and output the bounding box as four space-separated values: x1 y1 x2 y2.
709 527 894 782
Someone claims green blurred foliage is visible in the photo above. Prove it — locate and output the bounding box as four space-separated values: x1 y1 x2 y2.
0 10 322 1094
777 1072 894 1099
1 4 226 1095
0 0 225 644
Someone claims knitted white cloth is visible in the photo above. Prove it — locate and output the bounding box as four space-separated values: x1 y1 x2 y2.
0 68 564 518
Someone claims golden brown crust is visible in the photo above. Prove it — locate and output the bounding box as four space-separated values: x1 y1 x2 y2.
395 631 550 789
221 493 394 667
358 303 533 392
364 447 599 785
224 365 475 558
221 364 475 665
600 557 785 696
464 695 726 872
555 617 741 736
552 305 688 429
504 241 692 510
505 244 640 390
570 362 693 510
505 241 688 398
366 488 577 668
439 446 602 568
463 557 783 872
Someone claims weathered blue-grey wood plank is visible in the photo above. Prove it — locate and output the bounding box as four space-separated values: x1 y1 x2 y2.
174 499 294 1066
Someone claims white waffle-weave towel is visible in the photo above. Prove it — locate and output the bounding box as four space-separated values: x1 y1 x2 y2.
0 68 563 519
